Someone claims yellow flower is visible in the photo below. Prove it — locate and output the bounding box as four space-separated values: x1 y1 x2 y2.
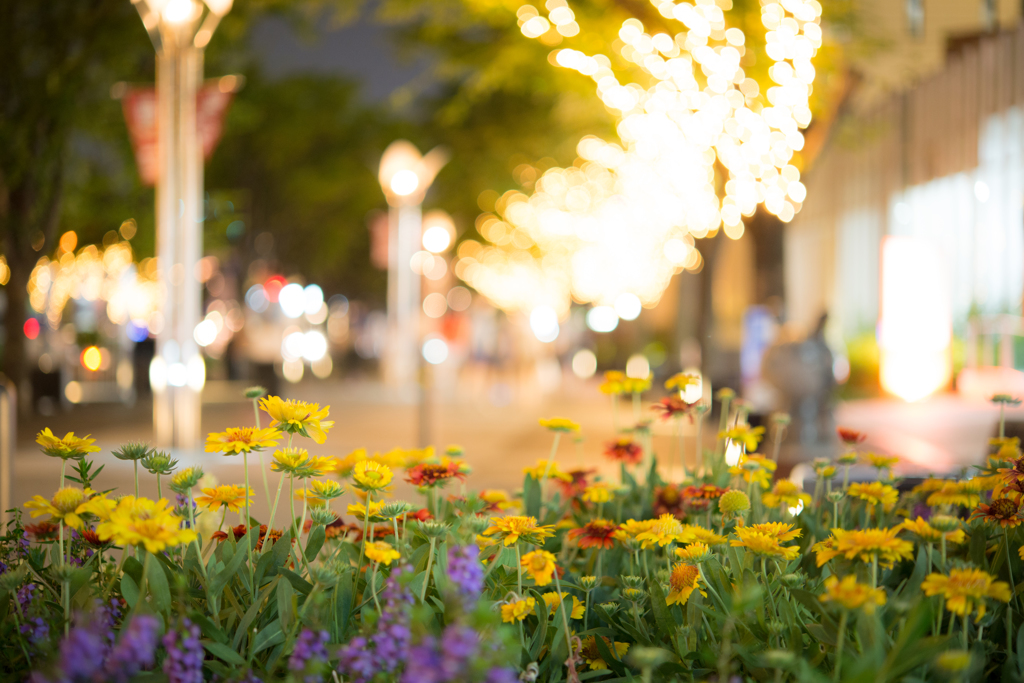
347 500 386 522
76 493 116 522
666 562 705 605
581 483 614 504
744 522 802 542
901 517 966 544
480 489 515 511
665 372 700 391
538 417 580 433
675 542 712 564
542 592 585 619
635 513 684 549
483 515 555 547
819 575 886 613
922 568 1011 622
335 448 368 476
36 428 100 460
194 485 252 513
523 460 573 482
762 480 812 509
864 452 900 471
204 426 281 454
271 447 312 474
294 489 325 507
309 479 345 501
579 635 629 670
677 524 728 546
719 425 766 452
847 482 899 510
521 549 557 586
259 396 334 444
352 460 394 491
926 481 980 509
730 526 800 560
729 454 776 489
97 496 196 554
813 527 913 568
501 597 536 623
613 519 655 544
911 478 945 496
365 541 400 565
170 467 203 492
308 456 341 476
24 487 91 529
598 371 626 395
621 375 652 394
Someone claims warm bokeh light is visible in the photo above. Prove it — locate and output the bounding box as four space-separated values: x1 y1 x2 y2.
460 0 823 315
879 236 951 402
81 346 103 372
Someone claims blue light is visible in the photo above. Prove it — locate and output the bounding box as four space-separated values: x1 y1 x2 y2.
126 320 149 343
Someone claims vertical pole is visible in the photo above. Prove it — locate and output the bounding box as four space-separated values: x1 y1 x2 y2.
153 38 204 449
387 204 422 395
0 375 14 528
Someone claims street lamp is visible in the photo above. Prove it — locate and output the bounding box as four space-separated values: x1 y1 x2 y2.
378 140 448 395
133 0 232 448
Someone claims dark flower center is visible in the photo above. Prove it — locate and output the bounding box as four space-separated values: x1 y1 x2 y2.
990 498 1018 519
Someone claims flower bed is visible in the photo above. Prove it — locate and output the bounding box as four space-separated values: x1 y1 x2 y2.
1 381 1023 682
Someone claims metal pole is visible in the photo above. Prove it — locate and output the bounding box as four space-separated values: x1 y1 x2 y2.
0 374 15 528
153 36 204 448
387 203 422 395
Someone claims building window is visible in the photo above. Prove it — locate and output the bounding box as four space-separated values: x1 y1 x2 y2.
906 0 925 37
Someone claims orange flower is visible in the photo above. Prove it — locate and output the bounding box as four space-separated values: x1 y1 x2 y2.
567 519 618 549
970 497 1023 528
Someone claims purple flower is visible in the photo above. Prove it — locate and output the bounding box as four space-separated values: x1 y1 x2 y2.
484 667 519 683
163 618 204 683
447 545 483 599
104 614 159 682
337 566 414 683
54 622 108 682
288 628 330 683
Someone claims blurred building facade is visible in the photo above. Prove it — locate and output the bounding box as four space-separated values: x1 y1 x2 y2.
786 1 1024 401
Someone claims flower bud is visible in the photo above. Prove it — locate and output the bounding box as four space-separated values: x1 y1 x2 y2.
621 575 644 589
622 587 645 602
719 490 750 514
579 575 597 590
244 386 267 399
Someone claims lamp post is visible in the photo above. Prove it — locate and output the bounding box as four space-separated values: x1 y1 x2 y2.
133 0 231 448
378 141 448 398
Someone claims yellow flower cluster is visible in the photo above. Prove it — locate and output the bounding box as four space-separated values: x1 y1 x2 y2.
819 575 886 613
813 527 913 568
96 496 196 554
922 568 1010 622
483 516 555 547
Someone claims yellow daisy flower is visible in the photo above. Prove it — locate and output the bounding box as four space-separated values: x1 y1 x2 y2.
813 527 913 568
480 489 515 511
621 375 652 394
665 372 700 391
675 541 712 563
864 452 900 471
36 428 100 460
598 371 626 395
521 549 557 586
259 396 334 444
543 592 585 619
729 454 776 489
347 500 386 522
666 562 705 605
309 479 345 501
96 496 196 554
24 486 92 530
635 513 684 549
900 517 965 544
922 567 1011 622
538 417 580 433
501 597 536 623
819 575 886 613
482 515 555 547
352 460 394 491
613 519 655 543
762 480 812 509
204 426 281 454
719 424 766 453
926 481 980 509
730 526 800 560
523 460 573 482
847 482 899 510
581 482 614 504
365 541 400 566
677 524 728 546
194 485 252 513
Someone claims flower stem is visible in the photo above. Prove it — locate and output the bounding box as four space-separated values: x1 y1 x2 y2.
1005 526 1021 612
515 543 524 596
371 561 382 613
59 521 67 635
263 473 286 555
552 569 575 669
540 433 562 515
761 557 778 621
187 487 208 579
871 553 878 589
833 611 848 681
243 451 255 596
420 537 436 602
357 491 372 580
133 460 139 498
59 458 66 489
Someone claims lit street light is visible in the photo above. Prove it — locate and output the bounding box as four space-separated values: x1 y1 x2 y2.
378 141 448 394
132 0 232 448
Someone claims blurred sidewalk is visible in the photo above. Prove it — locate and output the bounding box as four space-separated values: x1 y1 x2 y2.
8 383 1016 522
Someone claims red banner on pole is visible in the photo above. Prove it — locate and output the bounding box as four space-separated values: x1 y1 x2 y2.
120 80 235 186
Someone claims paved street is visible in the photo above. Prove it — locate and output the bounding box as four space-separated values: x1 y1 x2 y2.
6 379 1019 526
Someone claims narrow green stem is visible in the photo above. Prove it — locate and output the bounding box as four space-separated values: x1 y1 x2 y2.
871 554 878 589
540 433 562 514
60 458 66 489
263 473 286 555
962 614 969 648
371 562 382 613
515 543 524 596
187 488 208 579
243 451 255 596
357 492 373 579
762 557 778 621
133 460 139 498
1005 526 1021 612
834 611 848 681
420 537 437 602
551 570 575 669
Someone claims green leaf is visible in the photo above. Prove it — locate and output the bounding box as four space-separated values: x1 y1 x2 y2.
529 590 549 660
647 577 675 639
1017 623 1024 674
123 555 144 586
233 580 271 650
145 553 172 614
209 539 248 600
336 574 353 637
279 567 313 595
593 633 627 676
253 619 284 655
192 614 228 644
203 639 246 667
524 474 542 518
304 526 325 563
121 573 139 608
277 575 295 633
